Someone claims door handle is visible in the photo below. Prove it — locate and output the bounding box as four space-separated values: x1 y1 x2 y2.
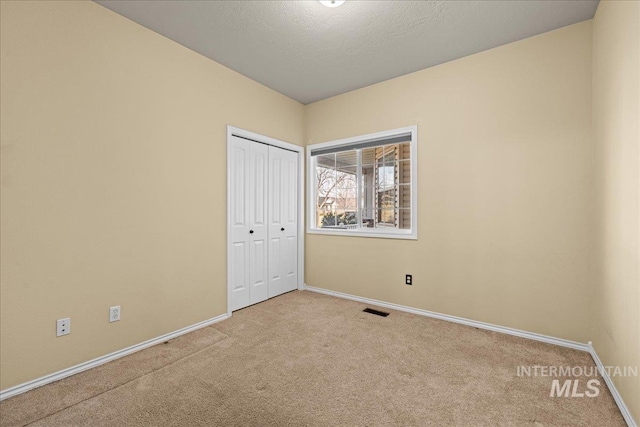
281 227 285 231
249 230 254 234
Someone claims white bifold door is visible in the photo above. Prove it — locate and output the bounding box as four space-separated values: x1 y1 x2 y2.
267 144 298 299
229 135 298 311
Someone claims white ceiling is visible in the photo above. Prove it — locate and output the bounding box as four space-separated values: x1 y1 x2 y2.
95 0 599 104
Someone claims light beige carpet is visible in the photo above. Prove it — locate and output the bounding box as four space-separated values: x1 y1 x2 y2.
0 291 625 426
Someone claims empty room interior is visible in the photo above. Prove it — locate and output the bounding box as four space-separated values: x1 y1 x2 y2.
0 0 639 425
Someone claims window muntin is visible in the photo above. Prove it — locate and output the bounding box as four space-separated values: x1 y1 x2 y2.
307 126 417 239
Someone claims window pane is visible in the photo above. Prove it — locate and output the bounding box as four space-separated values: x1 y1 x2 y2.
398 208 411 230
337 168 357 189
361 208 375 222
398 184 411 208
377 165 395 190
338 164 357 175
334 208 357 227
383 145 397 163
398 142 411 161
317 190 336 227
397 160 411 185
336 162 357 226
315 153 336 169
320 211 337 228
362 147 376 166
316 166 336 200
337 187 357 211
335 150 357 167
361 166 375 212
377 188 396 210
376 209 396 227
315 154 337 228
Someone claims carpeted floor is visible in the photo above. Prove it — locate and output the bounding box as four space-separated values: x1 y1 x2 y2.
0 290 625 426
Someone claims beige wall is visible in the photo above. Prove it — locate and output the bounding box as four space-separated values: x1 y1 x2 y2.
592 0 640 422
305 22 594 343
0 1 304 389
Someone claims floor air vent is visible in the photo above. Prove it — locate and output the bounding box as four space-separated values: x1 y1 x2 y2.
363 308 390 317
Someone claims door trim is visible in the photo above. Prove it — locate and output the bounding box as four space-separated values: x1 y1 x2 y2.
226 126 305 317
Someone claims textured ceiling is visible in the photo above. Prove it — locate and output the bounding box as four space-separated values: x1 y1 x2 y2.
95 0 599 104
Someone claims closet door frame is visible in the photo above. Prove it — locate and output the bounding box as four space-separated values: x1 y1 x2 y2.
226 126 305 317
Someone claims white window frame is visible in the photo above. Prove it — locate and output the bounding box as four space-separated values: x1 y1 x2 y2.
306 125 418 240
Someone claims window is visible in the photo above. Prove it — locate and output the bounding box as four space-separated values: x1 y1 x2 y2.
307 126 417 239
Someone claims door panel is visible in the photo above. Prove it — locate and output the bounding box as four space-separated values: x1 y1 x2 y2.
268 146 298 298
249 142 269 305
249 239 266 303
282 151 298 291
271 158 282 224
253 151 266 226
232 242 248 291
285 156 297 229
229 137 251 311
285 235 296 277
270 237 281 281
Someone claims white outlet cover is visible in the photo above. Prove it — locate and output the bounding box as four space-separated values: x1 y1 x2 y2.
109 306 121 323
56 318 70 337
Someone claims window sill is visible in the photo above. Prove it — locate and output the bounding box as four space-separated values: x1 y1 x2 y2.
306 228 417 240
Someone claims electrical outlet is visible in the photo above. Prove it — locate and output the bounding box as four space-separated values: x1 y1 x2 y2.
56 318 70 337
405 274 412 285
109 306 121 323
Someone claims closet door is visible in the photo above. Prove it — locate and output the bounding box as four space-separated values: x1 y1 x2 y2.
229 136 268 311
248 142 269 305
268 146 298 298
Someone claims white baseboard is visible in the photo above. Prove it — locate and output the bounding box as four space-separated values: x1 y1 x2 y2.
0 313 229 401
588 342 637 427
304 285 639 426
304 284 589 352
